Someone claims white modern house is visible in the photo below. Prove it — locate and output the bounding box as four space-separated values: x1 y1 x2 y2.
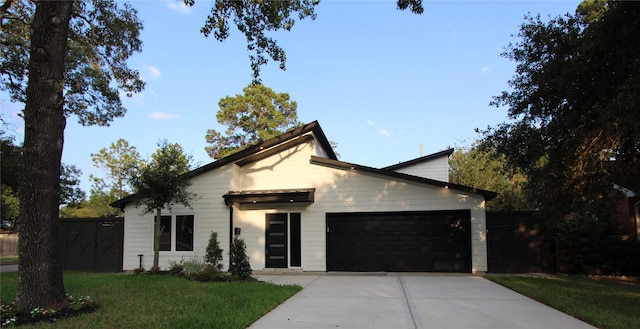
112 121 496 273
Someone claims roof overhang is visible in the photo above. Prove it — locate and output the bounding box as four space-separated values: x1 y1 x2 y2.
223 188 315 206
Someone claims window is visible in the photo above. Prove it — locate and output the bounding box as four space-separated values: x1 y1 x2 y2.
176 215 194 251
156 215 194 252
159 216 172 251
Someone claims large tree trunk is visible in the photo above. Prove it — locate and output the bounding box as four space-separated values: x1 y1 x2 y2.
153 208 162 270
17 0 73 312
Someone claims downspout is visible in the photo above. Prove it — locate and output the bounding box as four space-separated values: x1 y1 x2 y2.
635 200 640 241
229 204 234 267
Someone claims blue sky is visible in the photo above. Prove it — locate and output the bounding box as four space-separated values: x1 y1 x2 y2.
1 0 581 194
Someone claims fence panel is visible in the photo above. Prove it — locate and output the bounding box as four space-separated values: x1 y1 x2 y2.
58 218 124 272
0 234 18 255
486 211 555 273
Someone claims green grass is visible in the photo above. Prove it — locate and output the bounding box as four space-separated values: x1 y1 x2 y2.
485 275 640 329
0 272 301 328
0 254 18 264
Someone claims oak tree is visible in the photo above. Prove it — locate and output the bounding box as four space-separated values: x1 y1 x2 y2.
1 0 144 311
483 1 640 224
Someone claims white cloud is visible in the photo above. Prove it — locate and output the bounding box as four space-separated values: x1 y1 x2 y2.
146 65 161 80
480 66 491 74
366 120 392 138
148 112 181 120
167 0 191 15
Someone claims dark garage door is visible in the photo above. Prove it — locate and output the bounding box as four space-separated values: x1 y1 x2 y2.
326 210 471 272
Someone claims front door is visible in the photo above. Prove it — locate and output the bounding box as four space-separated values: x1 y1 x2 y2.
265 214 288 268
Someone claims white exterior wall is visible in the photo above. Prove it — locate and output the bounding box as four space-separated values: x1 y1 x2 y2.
122 164 234 271
391 156 450 182
122 133 487 272
232 138 487 272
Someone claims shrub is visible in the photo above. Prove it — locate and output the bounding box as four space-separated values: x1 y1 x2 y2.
195 265 229 282
228 237 253 281
556 213 640 276
168 261 184 276
180 257 206 279
205 231 224 270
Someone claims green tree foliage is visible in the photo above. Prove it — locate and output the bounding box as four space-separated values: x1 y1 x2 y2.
90 138 142 200
59 192 119 218
130 140 197 270
205 231 224 270
1 131 22 230
184 0 424 80
228 237 253 280
449 146 532 211
482 1 640 225
59 164 86 207
577 0 609 23
2 129 86 223
1 0 145 124
205 83 301 159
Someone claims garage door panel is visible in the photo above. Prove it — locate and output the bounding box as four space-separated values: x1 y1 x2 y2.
327 211 470 272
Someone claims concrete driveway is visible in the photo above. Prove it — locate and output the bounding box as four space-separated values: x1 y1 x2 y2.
250 273 595 329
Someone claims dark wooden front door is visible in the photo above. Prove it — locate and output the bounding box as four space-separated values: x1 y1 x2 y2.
266 214 288 268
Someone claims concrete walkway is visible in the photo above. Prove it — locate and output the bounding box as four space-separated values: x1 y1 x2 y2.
250 273 596 329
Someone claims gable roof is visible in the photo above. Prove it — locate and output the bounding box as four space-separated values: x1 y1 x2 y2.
382 148 454 171
111 121 336 209
310 156 497 200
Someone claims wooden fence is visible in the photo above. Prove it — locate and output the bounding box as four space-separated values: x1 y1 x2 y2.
0 234 18 255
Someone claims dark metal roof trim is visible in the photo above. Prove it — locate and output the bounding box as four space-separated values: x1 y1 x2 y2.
223 188 316 206
383 148 455 171
310 156 497 200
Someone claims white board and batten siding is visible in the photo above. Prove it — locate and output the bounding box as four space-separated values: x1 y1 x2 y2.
122 165 235 271
390 155 450 182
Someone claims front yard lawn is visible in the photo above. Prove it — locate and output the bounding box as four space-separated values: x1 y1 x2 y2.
485 274 640 329
0 271 301 328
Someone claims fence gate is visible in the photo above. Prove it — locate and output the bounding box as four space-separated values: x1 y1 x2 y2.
58 218 124 272
486 211 554 273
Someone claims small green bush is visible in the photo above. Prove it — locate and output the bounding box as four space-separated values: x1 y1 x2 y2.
196 265 229 282
229 237 254 281
181 257 206 279
205 231 224 270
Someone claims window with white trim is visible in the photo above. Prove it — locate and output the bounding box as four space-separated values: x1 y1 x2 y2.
158 215 194 252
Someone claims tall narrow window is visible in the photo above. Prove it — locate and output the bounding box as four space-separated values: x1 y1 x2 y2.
159 215 172 251
290 213 302 267
176 215 194 251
